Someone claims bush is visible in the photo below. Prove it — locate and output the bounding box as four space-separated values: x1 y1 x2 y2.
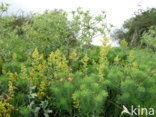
141 26 156 51
0 3 156 116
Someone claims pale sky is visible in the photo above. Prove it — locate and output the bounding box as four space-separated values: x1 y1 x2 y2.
1 0 156 45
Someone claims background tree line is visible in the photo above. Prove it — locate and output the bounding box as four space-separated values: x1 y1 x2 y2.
112 8 156 49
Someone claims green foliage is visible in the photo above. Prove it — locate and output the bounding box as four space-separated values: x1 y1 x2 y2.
0 57 3 75
22 10 71 54
19 106 31 117
0 75 8 95
0 2 9 16
141 26 156 50
72 75 108 116
70 8 108 48
0 5 107 63
119 70 156 108
113 8 156 47
0 45 154 117
0 2 156 117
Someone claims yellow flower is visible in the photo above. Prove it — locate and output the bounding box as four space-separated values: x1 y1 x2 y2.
81 54 89 75
0 101 13 117
12 53 17 61
69 50 77 60
114 55 120 63
72 94 80 111
98 35 110 81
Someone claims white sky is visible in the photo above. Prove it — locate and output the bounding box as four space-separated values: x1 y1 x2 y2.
1 0 156 45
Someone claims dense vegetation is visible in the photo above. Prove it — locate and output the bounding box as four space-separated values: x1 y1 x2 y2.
112 8 156 47
0 3 156 117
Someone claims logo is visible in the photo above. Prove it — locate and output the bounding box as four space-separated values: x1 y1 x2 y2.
121 105 155 116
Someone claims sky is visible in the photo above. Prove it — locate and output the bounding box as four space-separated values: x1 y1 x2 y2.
0 0 156 45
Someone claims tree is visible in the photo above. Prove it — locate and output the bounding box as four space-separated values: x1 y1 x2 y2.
113 8 156 47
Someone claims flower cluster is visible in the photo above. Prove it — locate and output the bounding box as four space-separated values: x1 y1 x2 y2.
98 35 110 81
0 101 13 117
8 73 17 99
48 50 69 78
